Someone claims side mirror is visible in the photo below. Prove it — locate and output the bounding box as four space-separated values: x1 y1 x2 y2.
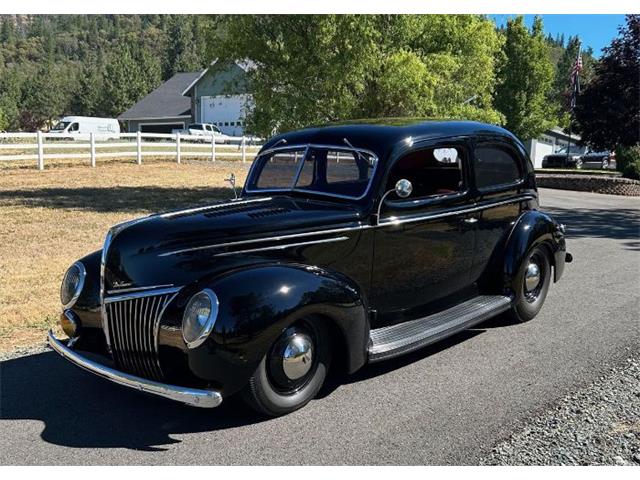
395 179 413 198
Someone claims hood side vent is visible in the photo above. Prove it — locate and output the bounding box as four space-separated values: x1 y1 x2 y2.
247 207 291 219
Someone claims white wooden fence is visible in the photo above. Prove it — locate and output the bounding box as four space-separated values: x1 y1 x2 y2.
0 131 264 170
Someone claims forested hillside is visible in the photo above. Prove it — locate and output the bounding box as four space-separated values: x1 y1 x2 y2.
0 15 214 130
0 14 595 137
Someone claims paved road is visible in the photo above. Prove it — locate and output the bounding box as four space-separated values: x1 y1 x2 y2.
1 188 639 465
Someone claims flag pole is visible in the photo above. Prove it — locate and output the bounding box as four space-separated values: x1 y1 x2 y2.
567 41 582 167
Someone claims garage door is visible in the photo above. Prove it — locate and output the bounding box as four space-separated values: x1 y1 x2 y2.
140 123 184 134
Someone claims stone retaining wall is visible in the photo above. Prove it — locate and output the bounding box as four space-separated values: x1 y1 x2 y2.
536 174 640 196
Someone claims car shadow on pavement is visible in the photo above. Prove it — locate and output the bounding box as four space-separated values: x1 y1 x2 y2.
0 350 264 452
542 206 640 251
2 329 489 451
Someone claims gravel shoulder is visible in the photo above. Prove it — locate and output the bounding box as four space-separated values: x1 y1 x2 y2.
481 353 640 465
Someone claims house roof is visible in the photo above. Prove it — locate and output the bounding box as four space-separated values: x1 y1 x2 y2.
118 71 203 120
181 59 256 96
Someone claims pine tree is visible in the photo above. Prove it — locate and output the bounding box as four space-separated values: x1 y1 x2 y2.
494 16 556 139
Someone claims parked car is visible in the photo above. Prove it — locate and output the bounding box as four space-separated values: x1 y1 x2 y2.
580 150 616 170
49 116 120 140
172 123 231 143
542 145 615 170
49 119 571 416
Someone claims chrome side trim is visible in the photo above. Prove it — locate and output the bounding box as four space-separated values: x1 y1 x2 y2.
106 284 174 295
104 286 182 304
213 236 351 257
48 330 222 408
378 194 536 227
158 194 535 258
159 225 367 257
158 196 272 219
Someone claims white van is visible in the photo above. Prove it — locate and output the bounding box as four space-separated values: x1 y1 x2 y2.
50 116 120 140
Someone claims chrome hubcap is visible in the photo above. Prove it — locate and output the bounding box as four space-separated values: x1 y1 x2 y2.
282 333 314 380
525 262 541 292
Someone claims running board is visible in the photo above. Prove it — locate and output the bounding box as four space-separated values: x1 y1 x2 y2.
368 295 512 362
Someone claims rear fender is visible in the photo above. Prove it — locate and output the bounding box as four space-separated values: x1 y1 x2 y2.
503 210 567 294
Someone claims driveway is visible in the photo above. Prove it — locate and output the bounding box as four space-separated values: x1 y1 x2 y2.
1 188 639 465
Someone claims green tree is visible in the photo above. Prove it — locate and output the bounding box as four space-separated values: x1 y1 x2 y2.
494 16 556 140
574 15 640 151
165 15 202 77
214 14 503 136
102 41 162 116
19 62 74 130
72 56 105 116
552 36 597 127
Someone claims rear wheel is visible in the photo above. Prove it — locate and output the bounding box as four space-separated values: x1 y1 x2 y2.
241 318 331 416
575 158 583 169
602 158 610 169
508 245 552 323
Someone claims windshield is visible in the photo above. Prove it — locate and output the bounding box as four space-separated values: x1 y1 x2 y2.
51 121 70 131
555 145 586 155
246 146 378 199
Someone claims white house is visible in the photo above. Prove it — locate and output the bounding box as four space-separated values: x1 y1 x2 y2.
524 127 582 169
119 60 255 136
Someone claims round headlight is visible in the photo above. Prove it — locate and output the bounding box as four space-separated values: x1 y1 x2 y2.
182 289 219 349
60 262 86 309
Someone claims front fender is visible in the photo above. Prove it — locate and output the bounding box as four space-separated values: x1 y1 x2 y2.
503 210 567 293
185 264 369 396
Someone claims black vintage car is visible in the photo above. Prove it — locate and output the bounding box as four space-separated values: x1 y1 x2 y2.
49 119 571 416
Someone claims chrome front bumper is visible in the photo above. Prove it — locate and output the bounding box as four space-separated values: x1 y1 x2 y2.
47 330 222 408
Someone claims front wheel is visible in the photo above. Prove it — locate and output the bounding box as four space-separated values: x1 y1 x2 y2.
241 318 331 416
602 158 609 169
508 245 552 323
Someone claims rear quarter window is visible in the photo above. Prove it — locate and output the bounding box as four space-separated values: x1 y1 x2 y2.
474 145 522 190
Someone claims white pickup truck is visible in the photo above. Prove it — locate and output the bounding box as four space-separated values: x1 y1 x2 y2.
172 123 231 143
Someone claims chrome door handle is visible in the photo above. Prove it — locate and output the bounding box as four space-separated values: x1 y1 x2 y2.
463 217 478 224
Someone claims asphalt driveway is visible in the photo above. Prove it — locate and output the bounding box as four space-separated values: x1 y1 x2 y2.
1 188 638 465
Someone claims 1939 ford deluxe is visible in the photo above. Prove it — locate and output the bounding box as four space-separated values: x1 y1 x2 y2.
49 119 572 416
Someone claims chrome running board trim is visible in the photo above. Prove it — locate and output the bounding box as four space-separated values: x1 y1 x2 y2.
368 295 512 362
48 330 222 408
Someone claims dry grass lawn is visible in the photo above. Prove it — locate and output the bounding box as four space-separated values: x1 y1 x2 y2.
0 159 250 352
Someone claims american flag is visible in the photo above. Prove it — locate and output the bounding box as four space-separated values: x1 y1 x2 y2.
569 47 583 109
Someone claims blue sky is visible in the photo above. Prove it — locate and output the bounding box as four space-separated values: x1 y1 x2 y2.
489 15 627 56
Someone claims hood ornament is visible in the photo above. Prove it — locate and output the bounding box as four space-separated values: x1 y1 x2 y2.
225 173 238 199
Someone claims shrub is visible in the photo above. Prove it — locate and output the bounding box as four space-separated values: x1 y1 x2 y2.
615 145 640 180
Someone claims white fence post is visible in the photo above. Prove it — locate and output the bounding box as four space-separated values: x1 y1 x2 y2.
90 133 96 167
176 132 181 164
37 131 44 170
241 136 246 162
136 131 142 165
211 135 216 162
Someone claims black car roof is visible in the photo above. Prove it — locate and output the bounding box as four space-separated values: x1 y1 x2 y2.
261 118 520 161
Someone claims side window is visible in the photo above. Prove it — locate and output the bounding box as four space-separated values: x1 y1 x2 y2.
386 146 464 199
254 149 306 189
69 123 79 132
474 145 522 189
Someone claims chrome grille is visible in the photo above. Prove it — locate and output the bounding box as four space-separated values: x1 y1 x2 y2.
104 290 177 380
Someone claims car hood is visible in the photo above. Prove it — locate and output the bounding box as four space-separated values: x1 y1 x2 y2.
103 195 364 291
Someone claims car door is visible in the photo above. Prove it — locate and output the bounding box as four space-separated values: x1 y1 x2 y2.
370 140 477 324
469 138 530 284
